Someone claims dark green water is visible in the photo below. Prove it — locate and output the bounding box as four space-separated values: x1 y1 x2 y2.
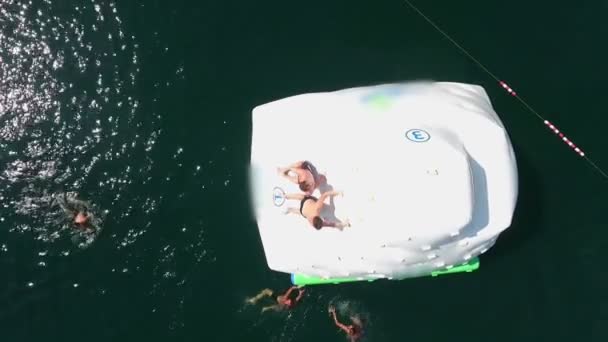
1 0 607 341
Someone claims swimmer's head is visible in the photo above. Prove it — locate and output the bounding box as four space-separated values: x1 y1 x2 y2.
312 216 323 230
298 181 313 192
298 170 315 192
74 212 88 225
349 325 361 336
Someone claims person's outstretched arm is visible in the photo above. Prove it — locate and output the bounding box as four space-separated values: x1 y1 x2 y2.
58 192 76 216
277 167 299 183
289 161 306 168
282 286 298 297
277 161 305 180
295 288 305 302
330 309 351 333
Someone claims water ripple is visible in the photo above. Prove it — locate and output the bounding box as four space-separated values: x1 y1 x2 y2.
0 1 216 333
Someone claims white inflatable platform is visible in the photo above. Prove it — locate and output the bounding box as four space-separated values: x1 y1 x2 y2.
249 82 518 282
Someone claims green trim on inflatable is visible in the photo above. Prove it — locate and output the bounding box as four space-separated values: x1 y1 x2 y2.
430 257 479 277
291 257 480 286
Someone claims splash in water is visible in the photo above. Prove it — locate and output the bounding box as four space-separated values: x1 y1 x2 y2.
328 297 372 341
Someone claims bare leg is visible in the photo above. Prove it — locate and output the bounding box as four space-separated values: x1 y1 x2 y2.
324 219 350 230
261 304 281 313
246 288 273 305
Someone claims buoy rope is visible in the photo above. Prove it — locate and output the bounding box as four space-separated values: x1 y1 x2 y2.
402 0 608 180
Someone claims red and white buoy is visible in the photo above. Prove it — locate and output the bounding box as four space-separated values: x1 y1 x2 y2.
498 80 584 158
543 120 585 157
499 81 517 96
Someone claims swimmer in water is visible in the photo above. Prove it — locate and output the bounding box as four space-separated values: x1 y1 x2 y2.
277 161 326 195
57 192 96 233
283 190 350 230
329 305 364 342
245 286 306 313
74 211 89 225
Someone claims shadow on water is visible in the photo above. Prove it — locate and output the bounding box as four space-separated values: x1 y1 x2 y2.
485 144 544 259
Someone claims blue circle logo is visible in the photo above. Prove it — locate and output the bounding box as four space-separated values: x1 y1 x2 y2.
272 187 286 207
405 129 431 143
